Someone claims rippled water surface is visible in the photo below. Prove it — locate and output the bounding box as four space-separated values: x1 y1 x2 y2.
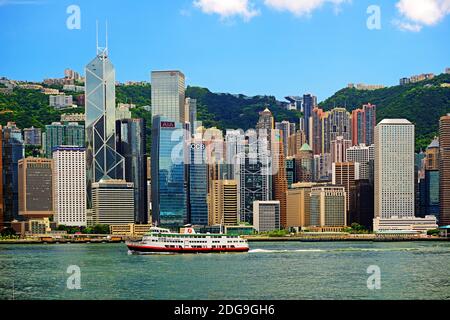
1 241 449 300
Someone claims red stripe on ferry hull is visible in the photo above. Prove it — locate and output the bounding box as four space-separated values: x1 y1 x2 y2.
127 244 249 253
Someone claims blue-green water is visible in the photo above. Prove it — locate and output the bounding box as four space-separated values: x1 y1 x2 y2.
1 241 450 300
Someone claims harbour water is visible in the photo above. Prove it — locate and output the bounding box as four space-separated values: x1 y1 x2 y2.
1 241 449 300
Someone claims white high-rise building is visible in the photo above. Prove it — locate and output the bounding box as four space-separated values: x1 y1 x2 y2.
346 144 375 180
151 71 185 122
373 119 437 233
375 119 415 219
53 146 86 226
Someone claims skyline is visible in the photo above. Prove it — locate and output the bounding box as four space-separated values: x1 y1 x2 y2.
0 0 449 101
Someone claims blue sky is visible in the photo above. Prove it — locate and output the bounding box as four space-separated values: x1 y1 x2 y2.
0 0 449 101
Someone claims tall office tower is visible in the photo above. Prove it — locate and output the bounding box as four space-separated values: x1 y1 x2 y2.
85 43 125 209
285 157 295 188
346 144 375 181
313 153 332 182
440 114 450 226
294 143 313 183
188 141 208 225
44 122 84 158
329 107 352 143
208 180 238 226
236 131 272 224
151 71 185 122
23 127 42 146
332 162 359 214
185 98 198 135
302 94 317 143
224 129 244 179
151 116 186 228
349 179 374 230
116 118 148 224
330 136 352 163
272 131 288 228
18 158 53 220
53 146 86 227
425 137 439 170
374 119 415 221
256 108 274 132
0 127 3 228
418 138 440 220
310 107 331 155
352 104 376 146
286 182 314 230
287 130 306 157
253 201 281 232
310 186 347 229
92 180 134 225
2 122 24 225
275 121 293 157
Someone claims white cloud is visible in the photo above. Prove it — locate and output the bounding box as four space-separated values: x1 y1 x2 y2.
395 0 450 31
264 0 350 17
193 0 259 21
393 20 423 32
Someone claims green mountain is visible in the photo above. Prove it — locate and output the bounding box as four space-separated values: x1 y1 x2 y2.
320 73 450 151
1 73 449 153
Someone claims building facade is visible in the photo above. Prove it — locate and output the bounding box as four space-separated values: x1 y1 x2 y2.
151 71 185 122
253 201 281 232
116 118 148 224
18 157 53 219
151 116 186 228
208 180 238 226
310 186 347 228
440 115 450 226
85 45 125 208
53 146 86 227
92 180 134 225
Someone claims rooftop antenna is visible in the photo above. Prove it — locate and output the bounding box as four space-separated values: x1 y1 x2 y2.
105 20 108 52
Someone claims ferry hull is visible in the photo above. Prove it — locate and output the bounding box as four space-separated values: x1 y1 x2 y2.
127 244 249 254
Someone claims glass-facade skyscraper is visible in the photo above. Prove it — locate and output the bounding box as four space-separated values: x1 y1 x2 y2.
151 116 186 228
44 122 84 158
188 141 208 225
85 46 124 208
116 118 148 224
2 123 24 225
151 71 185 123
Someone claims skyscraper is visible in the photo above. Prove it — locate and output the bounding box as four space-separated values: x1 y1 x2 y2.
151 116 186 228
92 179 134 225
185 97 198 135
116 118 148 224
302 94 317 143
188 141 208 225
440 114 450 226
272 131 288 228
374 119 415 219
330 136 352 163
151 71 185 122
310 186 347 230
44 122 84 158
236 130 272 224
352 104 376 146
346 144 375 181
53 146 86 227
23 127 42 146
253 201 281 232
286 182 314 230
208 180 238 226
332 162 359 214
85 43 125 208
349 179 374 230
18 157 53 220
287 130 306 157
294 143 313 183
275 121 293 157
2 122 24 225
0 126 3 229
329 108 352 142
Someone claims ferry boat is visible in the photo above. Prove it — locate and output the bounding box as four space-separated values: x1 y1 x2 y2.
126 226 249 254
